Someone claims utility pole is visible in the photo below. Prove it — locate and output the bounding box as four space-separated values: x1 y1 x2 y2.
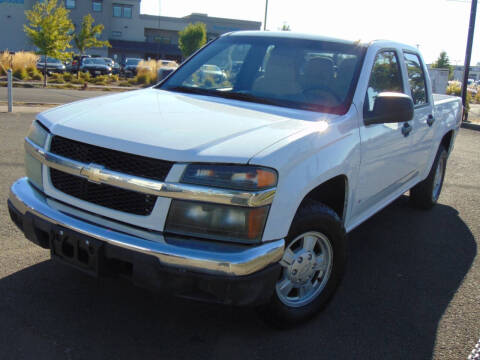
462 0 477 120
264 0 268 31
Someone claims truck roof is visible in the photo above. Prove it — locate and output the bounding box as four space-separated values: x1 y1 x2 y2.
224 31 419 53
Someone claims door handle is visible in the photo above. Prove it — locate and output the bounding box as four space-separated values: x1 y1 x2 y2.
402 122 412 137
427 114 435 127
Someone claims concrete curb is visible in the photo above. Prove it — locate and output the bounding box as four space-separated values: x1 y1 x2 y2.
461 122 480 131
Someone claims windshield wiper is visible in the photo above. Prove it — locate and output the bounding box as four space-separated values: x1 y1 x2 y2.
164 86 215 96
163 86 284 107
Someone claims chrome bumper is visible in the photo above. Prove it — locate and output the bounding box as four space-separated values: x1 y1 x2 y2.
9 178 284 276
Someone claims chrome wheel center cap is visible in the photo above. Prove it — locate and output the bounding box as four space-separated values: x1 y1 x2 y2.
289 250 315 284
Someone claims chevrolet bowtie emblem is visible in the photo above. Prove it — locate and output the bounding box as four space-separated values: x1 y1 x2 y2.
80 163 105 184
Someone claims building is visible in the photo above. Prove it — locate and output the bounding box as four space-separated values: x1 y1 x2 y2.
427 66 449 94
452 65 480 82
0 0 261 62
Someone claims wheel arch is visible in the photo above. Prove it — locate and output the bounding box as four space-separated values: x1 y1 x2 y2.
441 129 455 155
295 175 348 222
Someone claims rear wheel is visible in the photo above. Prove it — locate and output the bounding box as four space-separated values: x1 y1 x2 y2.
259 201 346 328
410 145 448 209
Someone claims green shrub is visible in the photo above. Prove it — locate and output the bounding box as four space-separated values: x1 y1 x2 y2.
110 74 119 82
26 66 36 77
118 81 132 87
446 83 461 96
70 78 85 85
13 68 28 80
50 73 65 83
474 91 480 104
78 71 91 82
26 66 43 81
92 79 107 86
31 72 43 81
447 82 471 113
134 74 151 85
92 75 109 84
63 72 73 82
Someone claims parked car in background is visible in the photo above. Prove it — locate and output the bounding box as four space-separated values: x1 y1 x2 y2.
122 58 143 77
102 58 121 75
160 60 178 68
36 56 66 75
79 58 112 76
198 64 228 83
158 68 175 81
66 55 91 73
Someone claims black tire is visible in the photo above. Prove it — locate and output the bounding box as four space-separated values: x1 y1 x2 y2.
410 145 448 209
258 201 347 328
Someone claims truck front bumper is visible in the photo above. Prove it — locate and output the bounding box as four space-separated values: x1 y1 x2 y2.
7 178 284 305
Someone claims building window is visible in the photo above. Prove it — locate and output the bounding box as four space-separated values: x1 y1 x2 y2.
113 5 122 17
123 5 132 18
113 4 132 18
112 31 122 37
65 0 75 9
92 0 102 12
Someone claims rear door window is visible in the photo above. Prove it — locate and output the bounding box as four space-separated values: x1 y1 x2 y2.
403 52 428 106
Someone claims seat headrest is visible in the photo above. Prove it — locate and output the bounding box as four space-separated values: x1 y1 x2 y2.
304 57 334 80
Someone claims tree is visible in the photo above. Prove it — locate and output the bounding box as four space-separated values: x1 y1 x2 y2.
73 14 110 56
432 51 453 80
178 22 207 59
24 0 74 87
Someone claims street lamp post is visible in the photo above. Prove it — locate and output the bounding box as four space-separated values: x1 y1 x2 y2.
264 0 268 31
461 0 477 121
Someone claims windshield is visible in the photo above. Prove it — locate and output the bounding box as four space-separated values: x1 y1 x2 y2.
159 35 366 114
84 58 106 65
38 56 61 63
126 58 141 65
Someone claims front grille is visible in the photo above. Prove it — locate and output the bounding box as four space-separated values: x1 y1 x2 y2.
49 136 174 215
50 136 173 181
50 169 157 215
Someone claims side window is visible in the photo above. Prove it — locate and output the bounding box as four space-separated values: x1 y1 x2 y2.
365 51 403 112
404 52 427 105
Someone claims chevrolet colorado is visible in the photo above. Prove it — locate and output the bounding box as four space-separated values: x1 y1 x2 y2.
8 31 462 326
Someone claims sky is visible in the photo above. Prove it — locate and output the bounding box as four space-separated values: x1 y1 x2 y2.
140 0 480 66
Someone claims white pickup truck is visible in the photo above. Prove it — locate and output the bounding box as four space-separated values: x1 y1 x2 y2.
8 32 462 327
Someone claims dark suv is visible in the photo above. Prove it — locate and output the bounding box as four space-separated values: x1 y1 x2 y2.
66 55 91 73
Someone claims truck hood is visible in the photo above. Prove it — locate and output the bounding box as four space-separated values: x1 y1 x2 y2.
38 88 335 164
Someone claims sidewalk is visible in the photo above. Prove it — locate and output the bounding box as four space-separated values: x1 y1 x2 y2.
0 104 54 113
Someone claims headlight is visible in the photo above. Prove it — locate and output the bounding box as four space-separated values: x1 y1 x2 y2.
27 120 48 147
165 200 269 243
181 164 277 190
25 120 48 190
165 165 277 242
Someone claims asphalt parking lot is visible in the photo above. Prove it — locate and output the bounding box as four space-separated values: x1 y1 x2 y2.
0 110 479 360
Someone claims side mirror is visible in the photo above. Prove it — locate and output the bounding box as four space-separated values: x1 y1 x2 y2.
364 92 414 125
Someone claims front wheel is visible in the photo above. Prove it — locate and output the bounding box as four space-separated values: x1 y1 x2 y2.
410 145 448 209
259 201 346 328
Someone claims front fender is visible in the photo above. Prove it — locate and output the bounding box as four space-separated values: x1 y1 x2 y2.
250 108 361 241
